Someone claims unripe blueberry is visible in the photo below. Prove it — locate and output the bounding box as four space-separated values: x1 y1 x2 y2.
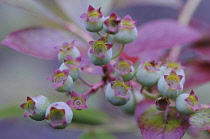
158 70 183 99
105 77 131 106
136 60 162 86
114 58 135 81
59 56 81 82
88 37 113 66
113 15 137 44
67 91 88 110
160 60 185 84
81 5 104 32
57 41 81 63
121 89 144 114
155 97 171 111
20 95 50 121
176 91 202 116
103 12 121 35
45 102 73 129
48 69 73 92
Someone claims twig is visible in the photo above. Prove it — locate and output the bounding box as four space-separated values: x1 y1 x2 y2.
80 77 93 87
85 80 105 95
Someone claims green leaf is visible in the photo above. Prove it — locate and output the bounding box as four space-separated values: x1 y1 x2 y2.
80 131 116 139
189 108 210 130
72 109 110 125
0 106 22 119
135 100 189 139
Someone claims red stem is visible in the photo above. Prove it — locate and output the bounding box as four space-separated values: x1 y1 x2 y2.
85 80 105 95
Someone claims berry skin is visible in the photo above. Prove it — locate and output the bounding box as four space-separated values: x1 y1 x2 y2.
59 56 81 82
20 95 50 121
158 70 183 99
176 91 202 116
113 15 137 44
81 5 104 32
136 60 162 86
45 102 73 129
47 69 73 92
105 77 131 106
57 41 80 63
114 58 135 81
88 38 113 66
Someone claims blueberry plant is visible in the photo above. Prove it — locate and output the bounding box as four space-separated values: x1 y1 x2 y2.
1 0 210 138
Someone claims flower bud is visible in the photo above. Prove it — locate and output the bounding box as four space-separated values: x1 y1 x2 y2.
57 41 81 63
160 60 185 84
103 12 121 35
67 91 88 110
81 5 104 32
45 102 73 129
136 60 162 86
105 77 131 106
158 70 183 99
47 69 73 92
59 55 81 82
20 95 50 121
88 37 113 66
176 90 202 116
113 15 137 44
155 97 171 111
114 58 135 81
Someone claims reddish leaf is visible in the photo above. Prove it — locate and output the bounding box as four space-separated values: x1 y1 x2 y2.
1 27 82 60
124 19 201 60
183 60 210 91
135 100 189 139
189 108 210 130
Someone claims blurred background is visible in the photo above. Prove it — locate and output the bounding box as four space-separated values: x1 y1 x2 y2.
0 0 210 139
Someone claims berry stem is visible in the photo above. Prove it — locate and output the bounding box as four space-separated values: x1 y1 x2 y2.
85 80 105 95
105 33 109 43
80 77 93 87
112 44 125 59
168 0 201 61
97 32 103 38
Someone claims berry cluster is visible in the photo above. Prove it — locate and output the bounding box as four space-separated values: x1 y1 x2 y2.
20 5 202 130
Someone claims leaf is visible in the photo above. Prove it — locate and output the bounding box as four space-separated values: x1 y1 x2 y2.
80 131 116 139
124 19 202 60
1 27 78 59
72 109 110 125
189 108 210 130
135 100 189 139
183 60 210 91
113 0 183 9
1 0 64 24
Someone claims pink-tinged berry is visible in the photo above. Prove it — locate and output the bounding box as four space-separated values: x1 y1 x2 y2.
81 5 104 32
160 59 185 84
103 12 121 35
105 77 131 106
155 97 171 111
67 91 88 110
135 60 162 86
57 41 81 63
113 15 137 44
158 70 183 99
88 37 113 66
176 90 202 116
20 95 50 121
45 102 73 129
114 58 135 81
59 55 81 82
47 69 73 92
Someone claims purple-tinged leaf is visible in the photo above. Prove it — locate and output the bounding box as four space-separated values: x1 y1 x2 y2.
135 100 189 139
124 19 202 60
1 27 82 60
189 108 210 130
183 60 210 91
